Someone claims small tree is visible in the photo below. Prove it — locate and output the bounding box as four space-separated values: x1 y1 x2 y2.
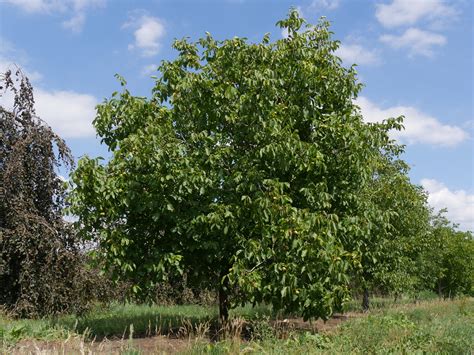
423 212 474 298
0 70 86 317
71 11 400 321
353 156 432 309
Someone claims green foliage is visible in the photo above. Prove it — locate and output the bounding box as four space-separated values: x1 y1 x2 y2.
345 153 469 307
70 10 404 320
422 212 474 297
0 70 90 318
361 165 432 297
247 315 275 341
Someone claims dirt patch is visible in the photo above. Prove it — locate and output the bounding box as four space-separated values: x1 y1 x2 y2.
270 312 359 336
8 313 360 354
11 335 191 354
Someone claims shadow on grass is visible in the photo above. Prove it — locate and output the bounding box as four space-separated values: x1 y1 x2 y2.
50 303 276 340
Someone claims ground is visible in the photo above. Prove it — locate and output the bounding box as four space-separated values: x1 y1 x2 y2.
2 298 473 354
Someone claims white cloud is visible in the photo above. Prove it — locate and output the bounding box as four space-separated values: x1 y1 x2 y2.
62 0 106 33
62 12 86 33
422 179 474 231
72 0 104 10
4 0 105 33
295 0 339 19
4 0 67 13
336 44 380 65
141 63 158 76
356 96 469 147
375 0 458 28
308 0 340 12
124 13 166 57
0 86 98 138
34 89 97 137
380 27 446 57
1 45 97 138
5 0 105 13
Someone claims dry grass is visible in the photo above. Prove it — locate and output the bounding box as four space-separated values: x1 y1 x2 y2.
3 298 472 354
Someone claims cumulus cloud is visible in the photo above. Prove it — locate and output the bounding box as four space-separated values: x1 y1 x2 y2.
123 13 166 57
380 27 446 57
34 89 97 137
356 96 468 147
4 0 105 33
422 179 474 231
375 0 458 28
1 44 98 138
336 43 380 65
1 86 98 138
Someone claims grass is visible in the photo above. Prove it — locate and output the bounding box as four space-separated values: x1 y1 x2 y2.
328 298 473 354
1 298 472 354
0 302 274 347
344 291 439 312
58 303 217 338
191 298 474 354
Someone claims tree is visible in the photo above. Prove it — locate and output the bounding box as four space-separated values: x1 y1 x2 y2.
354 157 432 309
422 212 474 298
70 10 401 321
0 70 86 317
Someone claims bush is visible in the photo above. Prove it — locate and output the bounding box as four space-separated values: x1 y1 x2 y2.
0 70 92 317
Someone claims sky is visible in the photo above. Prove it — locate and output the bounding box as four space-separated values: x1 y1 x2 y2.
0 0 473 230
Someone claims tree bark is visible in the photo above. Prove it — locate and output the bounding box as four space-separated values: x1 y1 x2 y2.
362 288 370 312
218 271 230 335
219 284 229 323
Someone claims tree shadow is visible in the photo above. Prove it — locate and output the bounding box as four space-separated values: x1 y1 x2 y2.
50 303 279 340
51 304 218 340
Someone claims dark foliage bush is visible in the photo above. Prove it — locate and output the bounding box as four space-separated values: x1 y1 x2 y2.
0 70 91 317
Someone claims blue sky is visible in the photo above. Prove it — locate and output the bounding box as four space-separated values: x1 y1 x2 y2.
0 0 472 230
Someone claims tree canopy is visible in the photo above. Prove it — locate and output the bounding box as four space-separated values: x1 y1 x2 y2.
70 11 430 321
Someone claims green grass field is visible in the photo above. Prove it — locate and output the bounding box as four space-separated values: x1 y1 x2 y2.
194 298 473 354
0 303 274 344
1 298 473 354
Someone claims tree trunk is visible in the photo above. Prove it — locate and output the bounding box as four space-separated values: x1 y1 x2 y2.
218 271 230 337
219 284 229 323
437 280 443 298
362 288 370 312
